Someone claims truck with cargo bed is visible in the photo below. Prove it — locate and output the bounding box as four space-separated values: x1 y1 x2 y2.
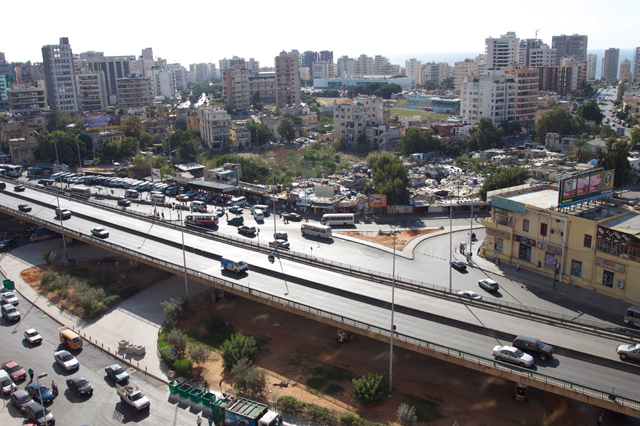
221 258 248 274
211 395 282 426
116 382 150 411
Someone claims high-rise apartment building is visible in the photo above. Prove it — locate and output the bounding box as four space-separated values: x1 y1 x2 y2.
454 55 486 91
247 58 260 74
141 48 153 61
539 58 586 95
336 56 355 77
199 106 230 149
190 63 217 81
116 76 153 109
586 54 598 80
223 67 251 111
333 96 384 146
460 69 517 125
0 53 15 110
14 62 46 85
405 58 422 86
76 72 108 111
354 54 373 75
552 34 588 63
248 73 276 102
275 51 301 108
80 51 138 101
373 55 391 75
41 37 80 113
633 48 640 83
301 51 318 69
601 48 620 81
319 51 333 63
6 81 48 115
519 39 556 67
512 68 539 126
312 62 336 79
485 32 520 69
619 59 632 82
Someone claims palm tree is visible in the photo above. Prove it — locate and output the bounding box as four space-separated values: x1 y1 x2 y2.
567 139 593 163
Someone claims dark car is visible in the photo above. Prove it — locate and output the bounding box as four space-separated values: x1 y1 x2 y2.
450 260 467 272
23 400 55 426
104 364 129 384
0 182 5 190
26 381 55 404
13 185 25 192
282 212 301 221
117 198 132 207
18 204 32 212
66 376 93 396
0 238 19 251
512 335 554 360
10 389 33 412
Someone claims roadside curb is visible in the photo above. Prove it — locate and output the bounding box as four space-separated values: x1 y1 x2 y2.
0 255 170 386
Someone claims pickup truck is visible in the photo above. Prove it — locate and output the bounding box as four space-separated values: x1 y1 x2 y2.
238 226 257 236
116 382 150 411
221 257 248 274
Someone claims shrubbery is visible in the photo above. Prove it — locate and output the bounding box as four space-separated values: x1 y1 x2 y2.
220 334 258 367
351 373 386 407
173 358 193 378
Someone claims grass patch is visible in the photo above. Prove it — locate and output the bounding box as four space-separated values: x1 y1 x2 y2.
305 377 328 392
186 326 236 350
308 365 354 382
401 393 443 423
322 384 344 395
387 108 449 120
63 264 91 279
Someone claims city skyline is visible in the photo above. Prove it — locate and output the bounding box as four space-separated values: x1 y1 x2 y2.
2 0 639 68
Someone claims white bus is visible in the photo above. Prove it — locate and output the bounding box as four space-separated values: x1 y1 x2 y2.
184 213 219 226
320 213 355 226
252 204 270 216
301 223 332 238
3 165 23 177
69 185 91 197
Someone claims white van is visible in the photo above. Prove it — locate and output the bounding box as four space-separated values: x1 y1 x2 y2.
150 193 165 203
252 208 264 221
230 196 247 206
125 189 139 199
190 200 207 212
624 306 640 327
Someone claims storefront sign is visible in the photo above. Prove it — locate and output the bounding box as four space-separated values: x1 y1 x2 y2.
491 196 526 214
536 241 563 256
487 228 511 240
514 234 536 246
595 257 625 273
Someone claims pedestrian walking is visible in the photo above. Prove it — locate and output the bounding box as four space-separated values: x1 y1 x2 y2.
597 412 604 425
197 415 202 426
493 253 497 263
28 368 34 382
161 212 165 220
516 262 520 271
477 247 481 255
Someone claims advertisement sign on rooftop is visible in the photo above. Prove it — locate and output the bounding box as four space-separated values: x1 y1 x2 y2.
558 169 614 207
83 114 121 129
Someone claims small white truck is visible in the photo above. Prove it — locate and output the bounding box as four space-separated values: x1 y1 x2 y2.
221 257 249 274
116 382 150 411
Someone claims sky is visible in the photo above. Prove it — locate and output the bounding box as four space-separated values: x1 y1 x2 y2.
3 0 640 68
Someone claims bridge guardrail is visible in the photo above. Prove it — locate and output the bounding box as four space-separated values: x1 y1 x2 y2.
1 176 633 338
1 202 638 413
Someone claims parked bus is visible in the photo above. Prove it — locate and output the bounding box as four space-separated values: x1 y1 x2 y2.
69 185 91 197
3 165 23 177
301 223 332 238
184 213 219 226
320 213 355 226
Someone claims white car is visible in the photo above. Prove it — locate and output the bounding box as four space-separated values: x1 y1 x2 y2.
457 290 482 300
0 370 17 395
24 329 43 345
492 345 535 368
54 350 80 371
478 279 499 292
1 290 19 306
91 227 110 238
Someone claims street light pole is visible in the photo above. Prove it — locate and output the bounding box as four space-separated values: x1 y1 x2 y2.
36 372 49 426
272 167 276 237
449 194 453 291
52 140 68 260
179 186 188 297
469 202 474 258
389 230 398 393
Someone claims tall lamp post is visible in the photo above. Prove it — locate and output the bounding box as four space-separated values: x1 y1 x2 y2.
389 229 399 393
178 187 189 297
449 192 453 291
36 372 49 426
52 140 68 260
272 167 277 236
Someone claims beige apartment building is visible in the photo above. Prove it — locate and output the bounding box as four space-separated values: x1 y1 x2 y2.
354 54 373 75
454 56 486 91
512 67 539 127
116 76 153 109
275 51 300 108
619 59 632 82
199 106 230 149
229 126 252 151
223 67 250 111
333 96 384 146
248 73 275 102
460 69 517 125
76 72 108 112
7 81 48 115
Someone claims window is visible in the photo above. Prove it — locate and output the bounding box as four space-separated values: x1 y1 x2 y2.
584 234 592 248
571 260 582 277
602 270 615 288
540 223 548 237
523 219 529 232
518 244 531 261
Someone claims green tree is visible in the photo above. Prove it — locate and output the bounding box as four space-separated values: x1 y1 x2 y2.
631 126 640 147
468 117 505 151
533 107 576 143
478 166 532 201
596 137 632 187
576 100 604 125
566 139 593 163
251 92 263 111
277 116 302 142
397 403 418 426
165 328 187 358
220 334 258 368
46 110 75 132
174 118 188 131
246 123 273 145
423 80 437 91
499 120 522 136
351 373 386 407
364 152 410 205
139 132 153 150
600 125 615 139
399 127 441 156
125 116 144 139
440 77 455 91
34 131 89 164
618 82 628 101
119 137 140 159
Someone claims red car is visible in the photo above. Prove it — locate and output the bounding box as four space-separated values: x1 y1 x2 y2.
2 360 27 382
117 198 132 207
13 185 25 192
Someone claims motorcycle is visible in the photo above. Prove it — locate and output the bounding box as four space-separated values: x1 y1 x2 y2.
268 252 275 264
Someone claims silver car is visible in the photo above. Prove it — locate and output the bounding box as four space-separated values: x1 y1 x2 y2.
492 345 535 368
616 343 640 361
54 350 79 371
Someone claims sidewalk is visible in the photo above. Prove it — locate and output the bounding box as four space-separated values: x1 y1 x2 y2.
0 239 210 383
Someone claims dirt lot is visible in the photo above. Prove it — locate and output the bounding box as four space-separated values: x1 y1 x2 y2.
337 230 440 250
179 295 584 426
316 97 354 107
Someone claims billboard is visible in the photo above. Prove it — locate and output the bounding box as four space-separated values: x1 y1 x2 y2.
558 170 614 207
83 114 121 129
369 194 387 208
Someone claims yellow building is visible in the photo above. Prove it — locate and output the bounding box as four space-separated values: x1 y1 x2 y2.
483 182 640 304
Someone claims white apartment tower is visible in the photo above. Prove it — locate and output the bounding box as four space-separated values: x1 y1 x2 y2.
405 58 422 86
485 32 520 69
601 48 620 81
76 72 108 111
460 69 517 125
586 54 598 80
519 39 556 68
199 107 230 149
275 51 301 108
41 37 80 113
354 54 373 75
